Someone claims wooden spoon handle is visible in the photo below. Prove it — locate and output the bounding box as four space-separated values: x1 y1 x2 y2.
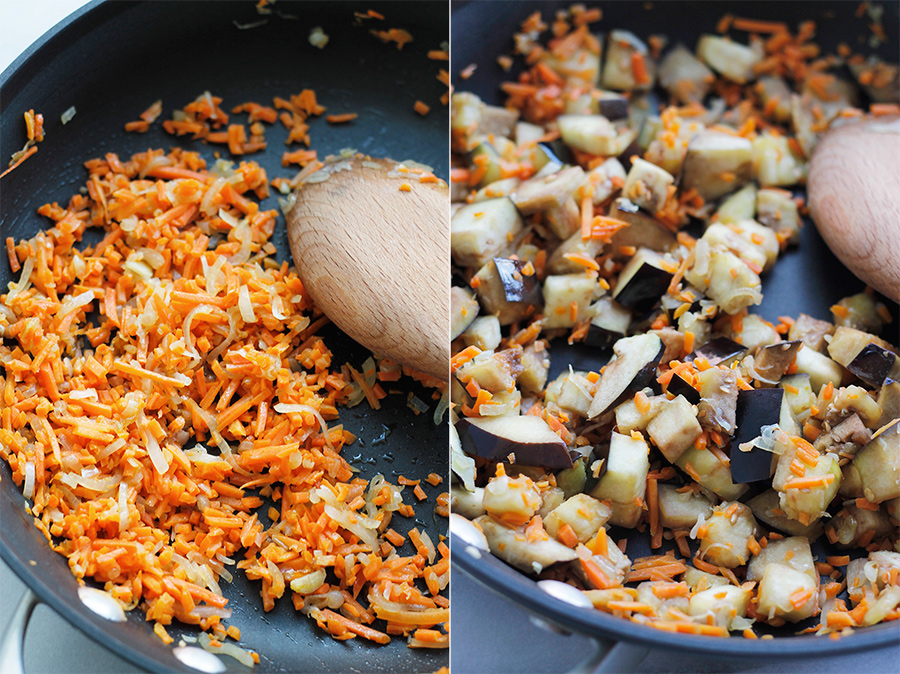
287 157 449 380
808 116 900 302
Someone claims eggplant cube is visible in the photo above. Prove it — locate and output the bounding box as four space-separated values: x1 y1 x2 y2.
512 165 586 215
689 585 752 629
603 30 655 91
543 494 612 543
850 425 900 504
677 445 748 501
623 157 675 213
557 114 620 156
746 536 817 584
612 248 674 312
455 414 573 469
794 345 843 393
705 251 762 314
666 373 701 405
756 563 818 622
752 133 806 187
697 366 739 435
614 391 664 434
455 348 523 393
556 372 596 418
588 333 664 418
547 231 604 275
590 432 650 511
542 273 598 329
658 483 714 530
473 257 542 326
483 473 542 524
681 132 753 201
757 188 801 245
517 344 550 395
697 34 761 84
608 198 677 254
698 501 758 568
731 388 784 483
451 286 480 340
827 326 895 368
647 394 702 463
747 490 825 540
754 341 803 383
779 373 815 424
463 315 502 352
658 44 714 104
788 313 834 353
714 183 757 224
585 297 632 349
688 336 746 367
847 343 898 388
776 452 842 523
451 198 523 268
476 515 577 574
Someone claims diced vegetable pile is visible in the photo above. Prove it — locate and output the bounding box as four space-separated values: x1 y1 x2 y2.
450 6 899 638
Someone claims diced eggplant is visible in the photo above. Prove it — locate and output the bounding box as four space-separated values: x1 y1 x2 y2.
830 385 882 428
455 415 573 469
756 563 818 623
456 347 523 393
590 432 650 526
790 93 819 158
793 343 843 393
789 313 834 353
714 183 757 224
698 501 758 568
684 566 729 592
747 536 817 584
614 390 664 433
603 30 655 91
658 44 714 103
469 141 504 187
848 424 900 504
848 59 899 103
801 76 859 121
780 374 815 424
607 198 677 254
652 327 686 364
666 373 701 405
451 485 485 519
756 188 801 245
688 336 747 367
542 273 597 329
515 121 545 145
463 315 502 352
829 503 895 549
775 451 841 523
676 445 748 500
585 297 632 349
877 380 900 422
476 515 577 574
530 142 568 177
831 292 888 334
612 248 673 312
701 223 771 275
814 413 871 454
544 196 581 239
541 44 601 84
705 251 763 314
697 34 761 84
512 165 586 215
677 311 712 352
556 371 595 418
451 198 523 268
517 343 550 395
547 231 603 275
451 92 485 152
731 388 783 483
731 313 780 352
847 343 898 388
587 158 627 204
637 581 691 616
579 540 633 589
622 157 675 213
588 333 664 418
557 458 588 499
647 394 702 463
689 585 752 630
451 419 477 491
755 76 793 122
696 366 739 435
747 489 824 540
483 472 542 523
657 483 714 530
681 131 753 201
754 341 802 383
544 494 612 543
827 326 896 368
473 257 542 326
557 114 621 156
479 104 519 139
752 132 806 187
597 92 630 120
537 486 566 520
478 389 522 417
472 177 522 203
451 286 480 340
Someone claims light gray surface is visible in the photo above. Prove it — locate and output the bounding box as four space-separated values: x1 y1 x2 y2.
450 568 900 674
1 2 148 672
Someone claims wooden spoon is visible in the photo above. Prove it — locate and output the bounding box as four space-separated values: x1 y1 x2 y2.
286 156 449 380
808 115 900 303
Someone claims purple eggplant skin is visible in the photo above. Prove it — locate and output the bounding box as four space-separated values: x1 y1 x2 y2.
494 258 542 304
666 373 701 405
614 262 673 312
688 337 747 366
846 343 898 388
584 323 621 349
731 388 784 483
598 93 630 120
455 417 573 470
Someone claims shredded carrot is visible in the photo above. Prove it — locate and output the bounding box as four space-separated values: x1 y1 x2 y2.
326 113 359 124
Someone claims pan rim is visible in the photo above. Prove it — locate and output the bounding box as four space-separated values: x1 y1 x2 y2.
453 543 900 658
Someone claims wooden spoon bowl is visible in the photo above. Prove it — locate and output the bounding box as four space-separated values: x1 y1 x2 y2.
808 116 900 303
286 156 449 380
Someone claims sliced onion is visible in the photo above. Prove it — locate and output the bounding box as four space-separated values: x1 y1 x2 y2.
144 429 170 475
238 285 256 323
273 403 333 449
6 257 34 303
22 461 35 499
198 632 254 668
118 482 130 532
58 289 96 318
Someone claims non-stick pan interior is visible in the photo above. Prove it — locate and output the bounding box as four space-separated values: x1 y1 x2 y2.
1 2 448 672
451 0 899 659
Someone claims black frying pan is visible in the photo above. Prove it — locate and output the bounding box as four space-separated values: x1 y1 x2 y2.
451 0 900 666
0 2 448 672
